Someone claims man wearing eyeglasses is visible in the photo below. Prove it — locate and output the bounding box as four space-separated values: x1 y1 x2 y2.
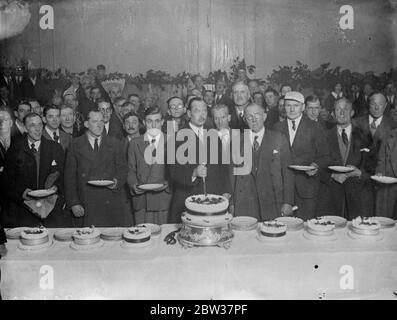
97 99 124 140
162 96 188 134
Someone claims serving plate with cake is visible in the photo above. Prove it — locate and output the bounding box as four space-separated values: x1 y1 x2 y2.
303 218 337 241
257 220 289 243
178 194 233 249
70 226 104 250
348 216 383 241
136 223 161 237
18 227 53 251
318 215 347 228
121 226 153 249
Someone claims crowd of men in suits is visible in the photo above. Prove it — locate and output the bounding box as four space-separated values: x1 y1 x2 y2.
1 64 397 256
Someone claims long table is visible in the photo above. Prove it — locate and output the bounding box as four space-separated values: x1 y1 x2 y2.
1 224 397 300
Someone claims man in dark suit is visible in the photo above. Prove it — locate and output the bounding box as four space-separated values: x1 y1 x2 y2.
318 98 374 219
233 103 294 220
64 110 127 227
42 105 72 152
273 91 330 220
11 101 31 142
384 81 396 115
304 95 335 130
214 79 233 109
59 105 84 138
19 69 40 100
97 99 124 140
2 113 69 227
162 96 188 134
168 97 232 223
352 91 397 175
229 82 250 131
375 128 397 218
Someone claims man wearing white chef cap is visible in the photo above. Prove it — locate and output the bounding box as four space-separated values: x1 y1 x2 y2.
273 91 330 220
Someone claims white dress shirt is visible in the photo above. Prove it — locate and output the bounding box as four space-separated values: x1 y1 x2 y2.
145 132 161 149
369 115 383 128
189 122 204 141
87 133 102 150
287 114 303 146
45 126 60 142
337 124 352 141
27 138 41 152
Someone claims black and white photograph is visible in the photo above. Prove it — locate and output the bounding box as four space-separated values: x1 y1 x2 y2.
0 0 397 304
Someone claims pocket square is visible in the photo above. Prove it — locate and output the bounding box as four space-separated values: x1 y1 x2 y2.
273 149 279 154
360 148 370 152
51 160 57 166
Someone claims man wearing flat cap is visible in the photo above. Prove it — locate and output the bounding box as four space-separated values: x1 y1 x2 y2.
273 91 330 220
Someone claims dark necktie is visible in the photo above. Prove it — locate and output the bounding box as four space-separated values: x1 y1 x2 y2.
30 143 37 153
341 129 348 146
239 112 244 122
151 138 156 157
253 135 259 151
53 131 59 143
94 138 99 152
292 120 296 131
370 118 377 136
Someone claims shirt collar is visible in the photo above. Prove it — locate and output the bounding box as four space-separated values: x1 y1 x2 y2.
287 114 303 128
189 122 203 137
369 115 383 126
145 132 162 145
27 137 41 149
15 120 26 133
337 124 352 137
87 132 102 145
45 126 60 139
250 127 265 144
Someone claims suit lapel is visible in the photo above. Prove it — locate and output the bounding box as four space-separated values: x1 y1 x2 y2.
328 127 344 165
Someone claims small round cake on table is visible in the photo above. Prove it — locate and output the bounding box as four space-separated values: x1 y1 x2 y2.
304 218 336 241
259 220 287 237
121 226 152 248
19 227 52 250
184 194 229 215
350 216 381 236
71 226 103 250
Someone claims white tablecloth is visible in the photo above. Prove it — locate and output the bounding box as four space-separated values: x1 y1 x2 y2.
1 224 397 300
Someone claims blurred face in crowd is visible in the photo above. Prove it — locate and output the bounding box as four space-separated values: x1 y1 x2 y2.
233 83 250 107
44 108 61 131
391 107 397 123
385 83 395 96
144 112 163 131
123 115 140 136
203 91 215 106
60 107 75 129
245 104 266 133
369 93 387 119
25 115 43 141
91 88 102 102
81 76 93 89
120 102 135 118
237 69 247 82
188 100 207 127
305 100 321 121
113 98 127 116
87 68 97 78
98 101 112 124
15 103 31 122
71 75 80 87
285 99 304 120
64 94 78 110
30 100 42 116
280 85 292 96
215 80 226 95
248 81 259 95
334 83 342 94
84 87 92 99
129 95 140 109
265 91 278 108
0 110 13 136
253 92 264 107
96 67 106 80
351 84 359 94
0 86 9 99
168 97 185 119
85 111 104 137
212 106 231 131
194 76 204 90
52 96 63 107
109 86 122 103
278 98 286 119
364 84 373 96
334 99 354 127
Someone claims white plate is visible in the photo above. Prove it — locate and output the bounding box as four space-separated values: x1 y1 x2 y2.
6 227 28 240
303 230 337 242
368 217 395 228
18 239 53 251
136 224 161 237
70 239 105 250
100 228 125 241
288 165 316 171
318 215 347 228
347 230 383 242
28 189 56 198
87 180 114 187
231 216 258 231
137 183 164 191
328 166 354 173
120 239 154 249
370 176 397 184
275 217 304 231
54 229 77 242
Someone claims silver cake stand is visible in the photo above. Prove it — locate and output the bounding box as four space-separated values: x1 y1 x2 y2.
177 228 234 249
